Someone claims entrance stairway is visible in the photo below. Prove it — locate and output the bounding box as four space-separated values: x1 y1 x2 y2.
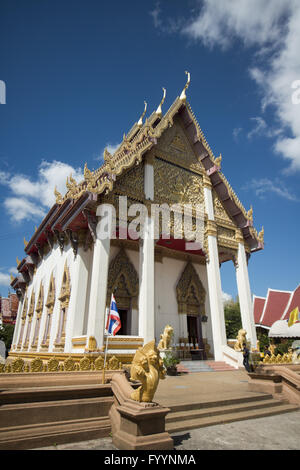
177 360 237 374
165 394 299 434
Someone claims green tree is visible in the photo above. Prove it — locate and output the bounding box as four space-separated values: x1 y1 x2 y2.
0 323 15 353
224 298 242 339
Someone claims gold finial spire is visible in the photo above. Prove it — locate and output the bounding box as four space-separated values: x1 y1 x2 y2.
16 256 20 265
54 186 63 204
24 237 28 248
103 147 112 162
247 205 253 222
155 87 166 118
138 101 147 128
215 154 222 167
10 274 14 282
180 71 191 102
258 226 264 244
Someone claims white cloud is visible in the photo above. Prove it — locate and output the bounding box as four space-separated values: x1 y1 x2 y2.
222 291 233 304
0 161 83 223
178 0 300 173
233 127 243 142
0 272 12 287
243 177 298 202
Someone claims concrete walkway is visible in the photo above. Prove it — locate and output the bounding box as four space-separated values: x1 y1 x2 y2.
34 370 300 450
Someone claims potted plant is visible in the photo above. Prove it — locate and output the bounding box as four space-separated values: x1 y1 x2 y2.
163 351 180 376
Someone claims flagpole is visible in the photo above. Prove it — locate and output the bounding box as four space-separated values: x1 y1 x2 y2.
102 333 109 384
102 307 109 385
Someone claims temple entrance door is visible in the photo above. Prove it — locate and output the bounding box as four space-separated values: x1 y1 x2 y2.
187 314 205 359
187 315 199 348
117 309 131 336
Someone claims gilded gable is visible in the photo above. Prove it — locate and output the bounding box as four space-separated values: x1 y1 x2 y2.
154 158 204 206
212 189 235 226
154 115 204 174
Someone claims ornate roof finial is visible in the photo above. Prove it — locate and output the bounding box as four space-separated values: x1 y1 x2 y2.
24 237 28 248
138 101 147 128
180 71 191 103
103 147 112 162
16 256 20 265
54 186 63 205
247 205 253 223
258 226 264 244
215 154 222 168
155 87 166 118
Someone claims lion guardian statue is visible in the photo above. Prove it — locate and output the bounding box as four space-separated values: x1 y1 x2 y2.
158 325 174 351
234 329 247 352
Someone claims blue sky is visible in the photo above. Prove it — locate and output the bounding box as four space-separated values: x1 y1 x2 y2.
0 0 299 301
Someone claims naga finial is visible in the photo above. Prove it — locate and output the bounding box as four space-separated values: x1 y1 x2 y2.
54 186 63 204
103 147 112 162
215 154 222 168
138 101 147 128
155 87 166 118
258 226 264 244
16 256 20 265
180 71 191 102
247 205 253 222
24 237 28 248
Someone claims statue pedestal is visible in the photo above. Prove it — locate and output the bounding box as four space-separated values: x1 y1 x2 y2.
109 372 173 450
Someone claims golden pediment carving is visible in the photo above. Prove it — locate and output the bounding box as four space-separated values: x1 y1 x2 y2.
154 158 204 206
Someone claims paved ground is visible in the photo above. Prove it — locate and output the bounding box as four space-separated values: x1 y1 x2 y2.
35 370 300 451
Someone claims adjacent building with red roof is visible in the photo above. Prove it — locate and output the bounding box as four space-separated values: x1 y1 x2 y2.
0 293 18 325
254 284 300 333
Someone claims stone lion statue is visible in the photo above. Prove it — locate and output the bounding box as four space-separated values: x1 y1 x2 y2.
234 329 247 352
158 325 174 350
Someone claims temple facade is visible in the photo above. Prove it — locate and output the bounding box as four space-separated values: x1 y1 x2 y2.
9 75 264 367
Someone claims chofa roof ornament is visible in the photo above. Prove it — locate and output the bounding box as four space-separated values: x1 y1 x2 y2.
155 87 166 118
180 71 191 103
137 101 148 128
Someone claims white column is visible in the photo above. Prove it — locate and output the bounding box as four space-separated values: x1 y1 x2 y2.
204 177 227 361
64 246 90 352
86 204 113 350
11 295 24 351
235 239 257 350
138 155 155 343
139 214 155 343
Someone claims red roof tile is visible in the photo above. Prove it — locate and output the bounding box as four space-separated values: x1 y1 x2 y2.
253 296 266 324
282 284 300 321
259 289 292 327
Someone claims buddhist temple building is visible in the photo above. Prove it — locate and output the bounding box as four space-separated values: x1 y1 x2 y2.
9 74 264 367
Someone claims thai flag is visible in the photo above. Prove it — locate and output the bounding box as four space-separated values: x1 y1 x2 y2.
106 294 121 336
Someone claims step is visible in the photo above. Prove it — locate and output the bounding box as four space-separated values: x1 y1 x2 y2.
166 403 299 434
0 383 112 405
167 393 275 413
0 416 111 450
166 398 284 423
0 396 114 428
